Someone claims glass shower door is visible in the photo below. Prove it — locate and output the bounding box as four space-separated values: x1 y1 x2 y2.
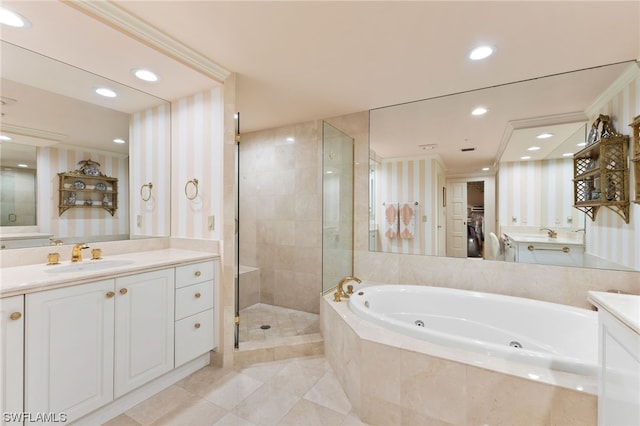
322 122 354 293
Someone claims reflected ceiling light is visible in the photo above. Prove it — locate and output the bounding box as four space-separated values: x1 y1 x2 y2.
17 163 28 168
113 138 126 144
0 134 12 141
520 156 531 160
528 146 541 151
471 107 488 116
536 132 554 139
132 68 159 82
469 45 494 60
482 167 490 171
95 87 117 98
286 137 295 142
0 7 30 28
576 142 586 147
562 152 574 157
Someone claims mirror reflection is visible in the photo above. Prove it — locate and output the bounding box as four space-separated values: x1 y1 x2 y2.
370 61 639 271
0 41 171 249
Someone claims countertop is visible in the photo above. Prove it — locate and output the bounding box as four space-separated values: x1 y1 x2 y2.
504 232 585 246
588 291 640 335
0 248 218 298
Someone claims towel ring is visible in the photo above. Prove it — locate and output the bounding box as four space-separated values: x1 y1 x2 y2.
140 182 153 202
185 178 199 200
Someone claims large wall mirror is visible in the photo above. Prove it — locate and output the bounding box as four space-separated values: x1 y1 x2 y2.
0 41 171 249
369 60 639 272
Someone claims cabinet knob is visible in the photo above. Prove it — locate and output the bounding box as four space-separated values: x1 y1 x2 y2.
194 271 201 277
120 288 128 295
106 291 115 298
10 312 22 321
195 292 201 299
194 323 201 329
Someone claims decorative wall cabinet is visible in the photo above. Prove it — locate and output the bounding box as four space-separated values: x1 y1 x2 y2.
58 159 118 216
573 116 630 223
630 115 640 204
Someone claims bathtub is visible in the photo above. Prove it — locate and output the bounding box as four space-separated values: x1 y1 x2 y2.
349 284 598 376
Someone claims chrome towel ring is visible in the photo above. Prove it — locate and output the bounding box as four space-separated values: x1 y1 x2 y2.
185 178 199 200
140 182 153 201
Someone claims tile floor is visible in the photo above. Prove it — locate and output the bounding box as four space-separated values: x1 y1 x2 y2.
238 304 320 344
103 355 367 426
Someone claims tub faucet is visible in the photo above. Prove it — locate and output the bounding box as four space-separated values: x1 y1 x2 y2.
334 276 362 302
540 228 557 238
71 243 89 262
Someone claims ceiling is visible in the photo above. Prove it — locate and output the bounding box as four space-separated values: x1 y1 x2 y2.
1 1 639 169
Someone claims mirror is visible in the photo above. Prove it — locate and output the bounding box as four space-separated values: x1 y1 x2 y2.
0 41 171 249
369 61 638 271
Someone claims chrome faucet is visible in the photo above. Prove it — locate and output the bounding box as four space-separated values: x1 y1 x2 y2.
71 243 89 262
540 228 557 238
334 276 362 302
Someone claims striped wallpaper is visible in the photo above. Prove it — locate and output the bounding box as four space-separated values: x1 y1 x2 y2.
375 157 442 255
586 71 639 270
38 146 129 239
170 87 224 240
498 158 582 229
130 103 171 238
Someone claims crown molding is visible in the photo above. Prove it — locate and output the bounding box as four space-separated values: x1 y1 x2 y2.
64 0 231 83
1 123 67 145
585 61 640 118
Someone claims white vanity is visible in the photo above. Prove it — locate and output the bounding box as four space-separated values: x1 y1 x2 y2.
503 232 585 267
588 291 640 426
0 249 219 425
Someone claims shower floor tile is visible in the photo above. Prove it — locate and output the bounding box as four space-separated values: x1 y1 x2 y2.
239 303 319 344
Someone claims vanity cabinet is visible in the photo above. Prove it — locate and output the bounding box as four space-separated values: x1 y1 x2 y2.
573 134 630 223
25 279 115 425
58 171 118 216
175 261 216 367
25 269 174 424
0 295 24 423
630 115 640 204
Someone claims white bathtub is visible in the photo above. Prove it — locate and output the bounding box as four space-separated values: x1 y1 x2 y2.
349 284 598 376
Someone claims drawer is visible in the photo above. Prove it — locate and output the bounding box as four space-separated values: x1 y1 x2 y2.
175 261 214 288
175 309 214 367
175 281 214 320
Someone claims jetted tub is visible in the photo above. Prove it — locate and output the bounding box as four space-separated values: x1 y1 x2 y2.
349 284 598 376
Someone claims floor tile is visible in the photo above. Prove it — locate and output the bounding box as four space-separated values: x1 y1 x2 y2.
125 385 194 425
303 370 352 416
278 399 347 426
200 371 264 411
233 383 299 425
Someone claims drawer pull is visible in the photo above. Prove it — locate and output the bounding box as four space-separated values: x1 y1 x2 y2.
195 271 202 277
195 292 202 298
10 312 22 321
106 291 115 298
194 323 201 329
120 288 128 295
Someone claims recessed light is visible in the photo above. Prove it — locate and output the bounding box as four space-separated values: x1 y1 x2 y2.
0 134 12 141
528 146 541 151
132 68 159 82
17 163 28 168
113 138 126 144
562 153 574 157
576 142 586 147
0 7 30 28
95 88 117 98
520 156 531 160
286 137 295 142
469 45 494 60
471 107 488 116
482 167 490 171
536 133 554 139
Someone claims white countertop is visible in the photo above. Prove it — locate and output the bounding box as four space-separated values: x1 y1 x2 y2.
588 291 640 335
0 248 218 298
504 232 585 246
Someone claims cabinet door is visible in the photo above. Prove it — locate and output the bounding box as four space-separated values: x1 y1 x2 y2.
1 295 24 423
25 280 115 425
114 269 174 397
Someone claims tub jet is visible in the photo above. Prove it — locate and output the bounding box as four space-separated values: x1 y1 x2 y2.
260 324 271 330
509 341 522 348
415 320 425 327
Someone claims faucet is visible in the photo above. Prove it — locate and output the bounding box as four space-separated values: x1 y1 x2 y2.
540 228 557 238
49 238 64 246
71 243 89 262
334 276 362 302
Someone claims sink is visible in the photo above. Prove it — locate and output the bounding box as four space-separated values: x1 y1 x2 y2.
46 259 134 273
